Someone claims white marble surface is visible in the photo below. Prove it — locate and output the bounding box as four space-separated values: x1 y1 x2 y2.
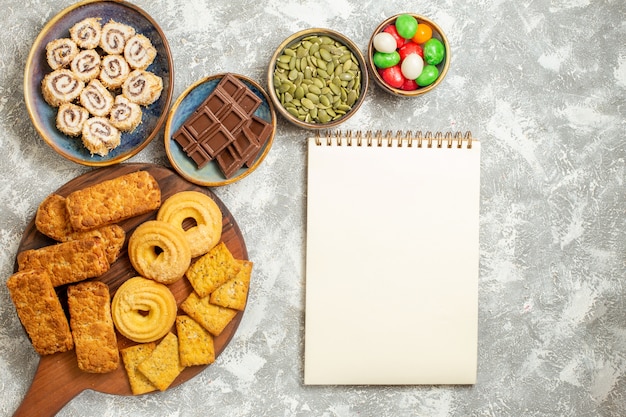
1 0 625 416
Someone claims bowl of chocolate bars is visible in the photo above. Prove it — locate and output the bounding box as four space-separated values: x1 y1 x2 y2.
164 73 276 187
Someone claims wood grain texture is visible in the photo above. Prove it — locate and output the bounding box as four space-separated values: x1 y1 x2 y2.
12 163 248 417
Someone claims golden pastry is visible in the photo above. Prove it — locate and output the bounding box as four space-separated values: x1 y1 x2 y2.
111 276 177 343
128 220 191 284
156 191 223 258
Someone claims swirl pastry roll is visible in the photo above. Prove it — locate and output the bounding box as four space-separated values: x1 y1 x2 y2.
82 117 121 156
99 54 130 89
56 103 89 136
99 20 135 55
124 34 157 70
69 17 102 49
80 79 114 117
70 49 101 82
46 38 79 70
110 95 142 132
122 69 163 106
41 69 84 107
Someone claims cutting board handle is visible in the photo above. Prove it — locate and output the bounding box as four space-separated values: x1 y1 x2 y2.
13 354 84 417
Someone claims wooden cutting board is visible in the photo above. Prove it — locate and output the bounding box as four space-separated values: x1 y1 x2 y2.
11 163 248 417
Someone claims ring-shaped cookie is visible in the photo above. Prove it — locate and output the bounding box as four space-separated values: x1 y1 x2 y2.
111 276 177 343
128 220 191 284
157 191 223 258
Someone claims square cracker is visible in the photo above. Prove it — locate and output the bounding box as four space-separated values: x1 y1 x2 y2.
209 260 253 311
180 292 238 336
137 333 184 391
120 342 157 395
176 315 215 367
185 242 241 297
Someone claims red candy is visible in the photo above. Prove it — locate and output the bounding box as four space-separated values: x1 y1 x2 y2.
382 25 406 49
380 65 405 88
398 41 423 60
401 79 418 91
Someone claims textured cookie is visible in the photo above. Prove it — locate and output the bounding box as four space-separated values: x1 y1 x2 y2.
6 269 74 355
156 191 223 258
35 193 125 263
65 170 161 232
185 242 241 297
17 237 110 287
176 315 215 367
128 220 191 284
137 332 184 391
67 281 119 373
120 342 157 395
111 276 177 343
209 260 253 311
180 292 237 336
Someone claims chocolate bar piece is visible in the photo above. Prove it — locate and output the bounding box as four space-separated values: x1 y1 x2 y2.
171 73 273 178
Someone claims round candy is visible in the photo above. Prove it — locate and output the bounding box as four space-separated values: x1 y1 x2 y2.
412 22 433 44
395 14 418 39
381 65 405 88
373 50 401 69
382 24 405 49
416 64 439 86
423 38 445 65
373 32 397 53
398 41 423 60
401 78 418 91
400 53 424 80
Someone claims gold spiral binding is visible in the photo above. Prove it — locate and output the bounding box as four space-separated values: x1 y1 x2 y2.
314 130 474 148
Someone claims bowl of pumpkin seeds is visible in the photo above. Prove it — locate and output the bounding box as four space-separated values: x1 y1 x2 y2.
268 28 368 129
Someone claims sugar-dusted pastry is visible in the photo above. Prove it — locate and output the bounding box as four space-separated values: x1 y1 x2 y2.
156 191 223 258
6 269 74 355
17 236 110 287
124 34 157 70
41 69 84 107
122 69 163 106
99 54 130 89
80 79 114 117
128 220 191 284
81 116 121 156
111 276 177 343
69 17 102 49
99 20 135 55
56 102 89 136
45 38 79 70
70 49 101 82
67 281 119 373
109 94 142 132
65 170 161 232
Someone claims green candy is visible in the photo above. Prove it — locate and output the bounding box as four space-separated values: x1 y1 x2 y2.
373 51 400 69
423 38 445 65
395 14 418 39
416 64 439 86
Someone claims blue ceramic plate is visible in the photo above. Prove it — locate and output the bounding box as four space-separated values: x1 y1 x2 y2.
24 0 174 166
164 73 276 187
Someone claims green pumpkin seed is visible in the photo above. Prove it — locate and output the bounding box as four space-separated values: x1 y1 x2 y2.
301 98 315 109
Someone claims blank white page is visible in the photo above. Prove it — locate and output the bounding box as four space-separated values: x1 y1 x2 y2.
304 134 480 385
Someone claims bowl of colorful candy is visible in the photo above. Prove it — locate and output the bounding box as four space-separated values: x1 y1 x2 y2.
367 13 449 97
267 28 368 129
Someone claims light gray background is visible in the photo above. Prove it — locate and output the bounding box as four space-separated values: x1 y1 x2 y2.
1 0 625 416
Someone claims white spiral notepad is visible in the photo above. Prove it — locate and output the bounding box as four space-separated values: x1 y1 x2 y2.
304 130 481 385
